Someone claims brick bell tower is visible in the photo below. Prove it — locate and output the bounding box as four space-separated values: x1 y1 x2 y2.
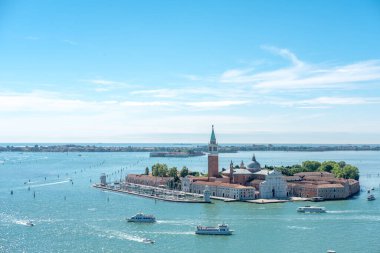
208 125 219 179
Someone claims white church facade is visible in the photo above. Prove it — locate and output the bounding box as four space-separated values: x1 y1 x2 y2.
259 170 288 199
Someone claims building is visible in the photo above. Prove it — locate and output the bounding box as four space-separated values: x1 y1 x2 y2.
221 161 253 185
259 170 289 199
287 172 360 199
247 154 261 173
208 125 219 179
189 180 255 200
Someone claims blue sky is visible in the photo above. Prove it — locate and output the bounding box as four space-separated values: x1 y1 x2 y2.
1 0 380 143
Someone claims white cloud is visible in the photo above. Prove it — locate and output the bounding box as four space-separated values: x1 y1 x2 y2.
120 101 171 107
273 96 380 107
185 100 250 108
218 47 380 91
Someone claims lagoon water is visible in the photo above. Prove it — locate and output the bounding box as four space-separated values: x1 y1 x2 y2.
1 150 379 253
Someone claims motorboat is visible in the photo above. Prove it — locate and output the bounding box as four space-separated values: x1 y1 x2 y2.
25 221 34 227
311 196 324 202
195 224 233 235
367 194 376 201
142 238 155 244
297 206 326 213
127 213 156 223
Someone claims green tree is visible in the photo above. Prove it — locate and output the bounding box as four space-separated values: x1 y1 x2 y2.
168 167 178 177
302 161 321 172
144 167 149 175
318 161 339 173
180 166 189 178
158 164 169 177
338 161 346 168
342 165 359 180
152 164 158 176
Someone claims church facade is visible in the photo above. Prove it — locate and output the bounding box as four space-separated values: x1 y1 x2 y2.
259 170 289 199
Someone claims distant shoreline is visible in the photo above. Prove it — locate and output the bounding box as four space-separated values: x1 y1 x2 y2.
1 144 380 152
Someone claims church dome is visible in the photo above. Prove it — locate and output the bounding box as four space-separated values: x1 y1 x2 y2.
247 154 261 172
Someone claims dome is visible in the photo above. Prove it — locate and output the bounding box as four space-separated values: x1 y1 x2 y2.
247 154 261 172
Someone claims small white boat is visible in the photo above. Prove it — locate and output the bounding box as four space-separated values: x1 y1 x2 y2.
297 206 326 213
311 196 324 202
195 224 233 235
142 238 155 244
127 213 156 223
25 221 34 227
367 194 376 201
326 250 336 253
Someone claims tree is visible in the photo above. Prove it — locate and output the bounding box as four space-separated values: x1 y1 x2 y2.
318 161 339 173
152 163 169 177
152 164 158 176
338 161 346 168
168 167 178 178
342 165 359 180
302 161 321 172
144 167 149 175
158 164 168 177
180 166 189 178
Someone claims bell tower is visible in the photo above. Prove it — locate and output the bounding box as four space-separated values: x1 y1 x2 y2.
208 125 219 179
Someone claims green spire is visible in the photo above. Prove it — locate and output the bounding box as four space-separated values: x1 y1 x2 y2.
210 125 216 144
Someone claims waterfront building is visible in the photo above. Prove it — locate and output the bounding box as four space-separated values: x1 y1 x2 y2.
181 176 208 192
287 172 360 199
259 170 289 199
208 125 219 179
190 180 255 200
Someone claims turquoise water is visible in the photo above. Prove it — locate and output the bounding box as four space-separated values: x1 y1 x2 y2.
1 151 379 253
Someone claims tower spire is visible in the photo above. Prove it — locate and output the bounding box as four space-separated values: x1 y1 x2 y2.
210 125 216 144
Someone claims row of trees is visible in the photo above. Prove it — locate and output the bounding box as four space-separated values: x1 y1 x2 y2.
266 160 359 180
144 163 200 178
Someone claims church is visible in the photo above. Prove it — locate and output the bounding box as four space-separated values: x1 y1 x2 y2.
181 125 289 200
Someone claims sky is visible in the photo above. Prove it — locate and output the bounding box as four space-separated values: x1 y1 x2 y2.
1 0 380 144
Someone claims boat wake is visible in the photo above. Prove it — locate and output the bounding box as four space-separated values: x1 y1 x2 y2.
326 210 359 214
101 229 147 243
29 180 69 188
287 225 314 230
156 220 195 226
148 231 194 235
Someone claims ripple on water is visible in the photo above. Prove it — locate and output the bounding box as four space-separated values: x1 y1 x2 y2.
287 225 315 230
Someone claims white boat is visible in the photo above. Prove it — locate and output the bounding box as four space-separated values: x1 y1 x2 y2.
127 213 156 223
25 221 34 227
367 194 376 201
142 238 155 244
297 206 326 213
195 224 233 235
311 196 324 202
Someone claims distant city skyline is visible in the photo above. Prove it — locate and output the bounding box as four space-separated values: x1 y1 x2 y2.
1 1 380 143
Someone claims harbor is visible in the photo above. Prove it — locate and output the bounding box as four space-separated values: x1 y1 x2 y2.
93 183 211 203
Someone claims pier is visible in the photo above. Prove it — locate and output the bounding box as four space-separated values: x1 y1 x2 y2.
93 183 210 203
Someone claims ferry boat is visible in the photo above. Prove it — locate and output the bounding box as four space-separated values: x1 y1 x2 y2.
127 213 156 223
195 224 233 235
367 194 376 201
297 206 326 213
